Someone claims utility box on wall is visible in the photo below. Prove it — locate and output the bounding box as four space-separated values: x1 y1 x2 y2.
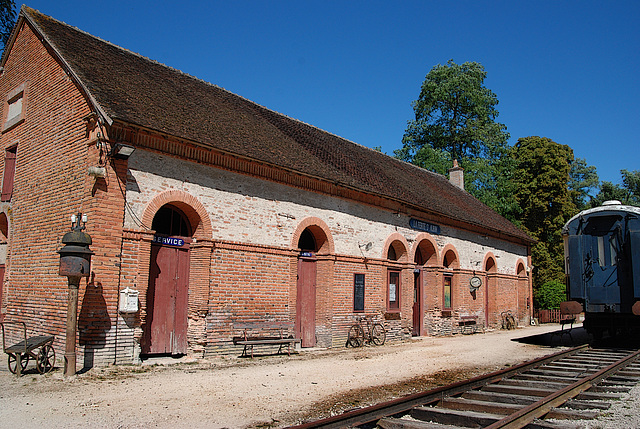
119 287 139 313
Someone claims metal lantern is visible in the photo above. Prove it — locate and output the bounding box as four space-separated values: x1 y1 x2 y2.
57 222 93 279
57 212 93 377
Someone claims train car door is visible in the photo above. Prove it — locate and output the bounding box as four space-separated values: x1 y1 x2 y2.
572 215 622 311
586 233 621 309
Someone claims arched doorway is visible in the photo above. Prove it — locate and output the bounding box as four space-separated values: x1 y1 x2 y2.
385 238 407 314
142 204 192 355
296 228 318 347
413 239 437 336
441 247 459 315
484 256 497 327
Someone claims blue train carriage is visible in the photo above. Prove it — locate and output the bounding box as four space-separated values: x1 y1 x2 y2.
562 200 640 338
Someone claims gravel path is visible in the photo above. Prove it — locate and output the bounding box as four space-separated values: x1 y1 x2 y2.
0 324 637 428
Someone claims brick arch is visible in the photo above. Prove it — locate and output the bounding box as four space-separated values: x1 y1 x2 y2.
441 244 460 269
411 233 439 266
516 259 527 276
483 252 498 273
142 190 212 241
382 232 409 262
291 217 334 255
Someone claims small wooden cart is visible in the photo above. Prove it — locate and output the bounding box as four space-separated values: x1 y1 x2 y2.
1 321 56 375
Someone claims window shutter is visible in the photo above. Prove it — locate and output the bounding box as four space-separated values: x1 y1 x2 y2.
1 147 17 202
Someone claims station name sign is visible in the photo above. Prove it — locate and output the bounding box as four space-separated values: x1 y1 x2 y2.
409 218 441 235
152 236 185 247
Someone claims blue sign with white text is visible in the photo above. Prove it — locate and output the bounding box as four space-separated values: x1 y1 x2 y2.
409 218 441 235
152 236 185 247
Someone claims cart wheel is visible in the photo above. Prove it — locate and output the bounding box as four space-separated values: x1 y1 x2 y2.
7 352 29 374
37 345 56 374
347 324 364 348
371 323 386 346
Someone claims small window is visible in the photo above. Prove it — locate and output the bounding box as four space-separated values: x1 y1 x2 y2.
6 96 22 122
3 83 27 132
609 235 618 266
443 275 452 310
1 146 17 202
388 270 400 311
298 228 316 251
353 274 365 312
596 233 619 267
152 205 191 237
387 246 397 261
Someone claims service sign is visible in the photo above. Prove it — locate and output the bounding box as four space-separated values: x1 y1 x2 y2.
409 218 441 235
152 236 185 247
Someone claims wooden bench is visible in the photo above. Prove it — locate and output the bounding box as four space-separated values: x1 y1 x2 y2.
232 326 300 358
458 315 480 334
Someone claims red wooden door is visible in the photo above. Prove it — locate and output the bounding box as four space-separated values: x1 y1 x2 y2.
296 258 316 347
0 265 4 321
412 270 422 336
484 276 490 327
144 243 189 354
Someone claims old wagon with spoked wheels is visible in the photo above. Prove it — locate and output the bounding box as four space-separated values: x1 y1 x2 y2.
1 321 56 375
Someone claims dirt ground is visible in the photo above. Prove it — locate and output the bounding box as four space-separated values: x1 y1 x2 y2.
0 324 635 428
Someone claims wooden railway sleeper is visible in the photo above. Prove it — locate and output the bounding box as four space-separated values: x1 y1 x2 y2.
379 348 639 429
290 345 640 429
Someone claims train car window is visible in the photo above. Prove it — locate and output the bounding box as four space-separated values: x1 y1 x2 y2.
609 235 618 266
596 233 619 267
584 215 621 236
597 236 606 267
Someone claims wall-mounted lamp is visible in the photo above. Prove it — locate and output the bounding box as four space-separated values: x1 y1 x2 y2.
87 166 106 178
358 242 372 253
109 143 136 159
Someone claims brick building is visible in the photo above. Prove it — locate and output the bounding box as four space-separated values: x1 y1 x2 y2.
0 7 533 367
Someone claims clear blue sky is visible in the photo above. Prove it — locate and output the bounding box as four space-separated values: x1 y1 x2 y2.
19 1 639 185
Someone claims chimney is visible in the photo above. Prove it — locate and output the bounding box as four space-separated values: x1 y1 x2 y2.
449 160 464 190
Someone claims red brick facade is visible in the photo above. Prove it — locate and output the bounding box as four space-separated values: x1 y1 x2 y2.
0 10 533 368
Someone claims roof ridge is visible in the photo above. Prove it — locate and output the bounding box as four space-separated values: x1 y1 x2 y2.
21 7 445 184
22 6 398 163
15 6 532 243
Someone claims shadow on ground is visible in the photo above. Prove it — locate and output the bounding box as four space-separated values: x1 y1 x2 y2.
512 325 592 347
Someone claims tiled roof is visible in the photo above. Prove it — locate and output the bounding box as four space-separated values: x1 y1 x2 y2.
20 6 532 243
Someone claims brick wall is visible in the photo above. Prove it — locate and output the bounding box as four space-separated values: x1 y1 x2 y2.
0 21 533 366
0 21 128 368
120 147 532 356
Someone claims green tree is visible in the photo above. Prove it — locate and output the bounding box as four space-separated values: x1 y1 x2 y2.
0 0 15 55
401 60 509 160
621 169 640 205
397 60 517 219
568 157 599 210
590 170 640 207
533 280 566 310
511 137 577 290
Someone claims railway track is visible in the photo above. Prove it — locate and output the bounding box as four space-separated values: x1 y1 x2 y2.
290 345 640 429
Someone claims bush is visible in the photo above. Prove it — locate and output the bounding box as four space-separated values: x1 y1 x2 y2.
534 280 566 310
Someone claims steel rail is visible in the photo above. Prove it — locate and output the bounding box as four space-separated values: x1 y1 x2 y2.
288 344 588 429
486 348 640 429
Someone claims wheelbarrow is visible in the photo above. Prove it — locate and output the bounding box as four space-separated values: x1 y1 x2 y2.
1 321 55 375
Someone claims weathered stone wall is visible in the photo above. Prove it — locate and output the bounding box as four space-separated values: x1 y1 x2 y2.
122 150 531 356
